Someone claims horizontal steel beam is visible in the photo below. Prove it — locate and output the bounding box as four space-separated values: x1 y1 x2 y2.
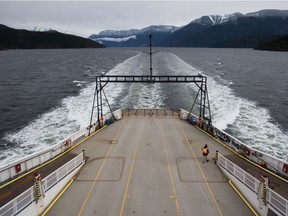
97 75 205 83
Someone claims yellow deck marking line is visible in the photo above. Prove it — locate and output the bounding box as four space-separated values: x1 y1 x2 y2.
177 120 223 216
0 125 107 189
229 180 259 216
159 121 181 216
77 120 125 216
195 126 288 184
41 179 74 216
119 122 143 216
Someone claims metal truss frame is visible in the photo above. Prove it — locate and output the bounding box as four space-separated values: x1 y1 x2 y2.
88 34 212 135
88 74 212 135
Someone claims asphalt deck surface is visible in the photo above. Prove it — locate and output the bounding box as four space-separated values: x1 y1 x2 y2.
1 112 287 215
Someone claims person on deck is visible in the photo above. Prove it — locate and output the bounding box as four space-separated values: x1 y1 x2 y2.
202 144 209 163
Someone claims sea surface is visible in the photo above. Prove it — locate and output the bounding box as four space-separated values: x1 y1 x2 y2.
0 47 287 166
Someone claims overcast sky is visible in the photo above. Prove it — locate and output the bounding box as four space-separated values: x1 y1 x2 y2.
0 1 288 37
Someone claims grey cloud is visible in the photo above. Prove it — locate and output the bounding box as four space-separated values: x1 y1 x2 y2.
0 1 287 37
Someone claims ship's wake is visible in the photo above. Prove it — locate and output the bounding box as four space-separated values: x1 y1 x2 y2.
2 51 287 166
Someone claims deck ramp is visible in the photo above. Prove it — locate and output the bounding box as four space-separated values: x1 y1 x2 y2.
46 114 253 216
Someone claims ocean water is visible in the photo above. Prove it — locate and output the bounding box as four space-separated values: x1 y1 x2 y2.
0 48 287 166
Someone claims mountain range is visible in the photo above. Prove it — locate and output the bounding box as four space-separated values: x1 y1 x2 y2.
89 25 179 47
1 9 288 50
89 9 288 48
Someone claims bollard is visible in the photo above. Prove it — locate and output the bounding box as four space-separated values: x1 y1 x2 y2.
82 149 87 162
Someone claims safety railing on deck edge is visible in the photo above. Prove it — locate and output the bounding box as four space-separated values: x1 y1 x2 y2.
218 153 288 216
0 109 122 184
0 152 84 216
180 109 288 178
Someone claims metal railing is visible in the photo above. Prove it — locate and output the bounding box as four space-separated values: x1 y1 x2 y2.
218 153 288 216
0 109 122 184
0 152 84 216
126 108 180 117
98 75 205 83
181 109 288 178
0 127 87 183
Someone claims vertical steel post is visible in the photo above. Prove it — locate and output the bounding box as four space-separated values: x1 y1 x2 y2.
188 88 200 119
202 77 207 119
103 89 116 120
149 34 152 79
199 77 204 119
100 82 103 119
205 81 212 125
96 77 100 129
89 77 98 136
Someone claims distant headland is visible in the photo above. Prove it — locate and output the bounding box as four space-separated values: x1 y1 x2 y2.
0 24 104 50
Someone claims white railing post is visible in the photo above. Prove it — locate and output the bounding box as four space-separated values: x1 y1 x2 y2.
255 181 258 195
56 169 59 183
31 186 35 200
9 167 13 179
43 178 46 192
268 189 271 205
13 198 17 215
74 156 77 169
286 200 288 216
66 162 69 177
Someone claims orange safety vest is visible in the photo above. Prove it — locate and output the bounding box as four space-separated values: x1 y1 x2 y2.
202 147 209 155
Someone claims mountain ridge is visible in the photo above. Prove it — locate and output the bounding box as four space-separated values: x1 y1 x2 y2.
0 25 104 50
90 9 288 48
89 25 179 47
2 9 288 49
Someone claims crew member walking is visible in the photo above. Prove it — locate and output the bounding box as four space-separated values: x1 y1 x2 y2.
202 144 209 163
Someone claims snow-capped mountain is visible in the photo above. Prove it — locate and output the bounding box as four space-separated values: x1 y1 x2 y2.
161 9 288 47
95 25 179 38
190 12 244 26
89 9 288 48
32 27 57 32
140 25 179 33
97 29 140 37
89 25 179 46
246 9 288 18
190 10 288 26
32 27 76 36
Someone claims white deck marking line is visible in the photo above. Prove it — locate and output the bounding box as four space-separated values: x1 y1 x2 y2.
119 121 143 216
77 119 125 216
177 119 223 216
159 119 181 216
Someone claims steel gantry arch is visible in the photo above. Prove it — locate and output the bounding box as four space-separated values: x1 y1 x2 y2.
88 35 212 135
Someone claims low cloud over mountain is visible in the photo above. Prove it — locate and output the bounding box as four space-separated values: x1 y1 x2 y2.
89 10 288 48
